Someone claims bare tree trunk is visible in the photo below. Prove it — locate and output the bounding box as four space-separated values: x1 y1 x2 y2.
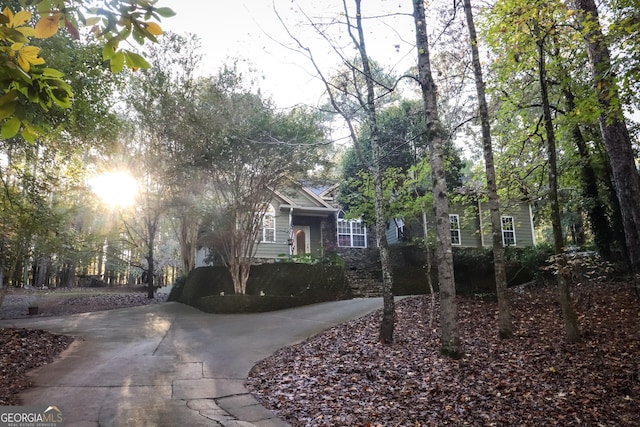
64 263 76 288
145 216 158 299
422 210 436 329
575 0 640 286
344 0 396 344
97 239 104 279
413 0 461 357
230 262 240 294
227 228 251 295
36 257 48 287
0 253 6 308
537 37 580 342
146 251 155 298
274 0 396 339
230 261 250 295
462 0 512 339
563 87 613 259
178 213 199 276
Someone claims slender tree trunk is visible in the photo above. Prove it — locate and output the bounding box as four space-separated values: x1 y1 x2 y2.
603 163 629 260
233 266 241 294
230 261 240 294
575 0 640 284
228 246 250 295
146 250 155 298
463 0 512 339
413 0 461 357
538 38 580 342
374 155 396 344
538 42 564 253
97 239 104 279
239 262 250 295
178 213 199 276
563 88 613 258
64 263 76 288
146 216 157 299
422 210 436 329
36 257 48 287
350 0 395 344
0 251 6 308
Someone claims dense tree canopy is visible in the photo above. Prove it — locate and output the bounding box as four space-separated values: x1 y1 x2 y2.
0 0 174 141
479 0 634 259
340 99 465 225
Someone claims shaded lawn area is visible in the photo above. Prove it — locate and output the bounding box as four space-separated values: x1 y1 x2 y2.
248 282 640 426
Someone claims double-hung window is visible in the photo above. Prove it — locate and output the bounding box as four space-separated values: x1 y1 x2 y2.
450 214 461 245
262 204 276 243
337 211 367 248
396 218 406 241
501 216 516 246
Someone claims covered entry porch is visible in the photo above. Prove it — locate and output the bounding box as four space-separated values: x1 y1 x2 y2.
281 204 337 257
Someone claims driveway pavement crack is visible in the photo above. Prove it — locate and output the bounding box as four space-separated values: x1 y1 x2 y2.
152 317 174 356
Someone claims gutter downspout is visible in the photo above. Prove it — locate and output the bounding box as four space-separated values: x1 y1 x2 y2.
289 207 294 256
529 204 536 246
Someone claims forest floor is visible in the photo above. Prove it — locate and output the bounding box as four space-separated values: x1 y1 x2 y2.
247 282 640 426
0 283 638 426
0 286 168 405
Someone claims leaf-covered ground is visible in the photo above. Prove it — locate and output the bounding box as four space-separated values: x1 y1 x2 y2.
0 328 75 406
0 287 168 320
247 283 640 426
0 288 168 405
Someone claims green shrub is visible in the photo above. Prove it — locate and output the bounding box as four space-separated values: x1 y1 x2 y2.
505 243 555 284
391 245 556 296
246 264 350 298
168 275 187 302
542 251 614 285
177 264 352 312
195 294 324 313
278 251 345 266
178 267 234 305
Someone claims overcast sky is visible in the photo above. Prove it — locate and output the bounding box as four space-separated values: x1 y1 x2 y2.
161 0 418 108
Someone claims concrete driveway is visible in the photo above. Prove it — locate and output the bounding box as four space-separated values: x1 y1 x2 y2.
0 299 385 427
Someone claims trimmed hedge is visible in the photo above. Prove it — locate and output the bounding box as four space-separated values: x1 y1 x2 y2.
171 246 554 312
174 263 352 313
173 267 234 305
391 246 548 296
196 295 324 314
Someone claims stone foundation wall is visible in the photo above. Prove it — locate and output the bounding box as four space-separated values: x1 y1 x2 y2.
339 247 384 297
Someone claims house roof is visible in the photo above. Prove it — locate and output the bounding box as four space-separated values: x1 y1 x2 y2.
267 180 339 217
318 183 339 202
278 204 338 217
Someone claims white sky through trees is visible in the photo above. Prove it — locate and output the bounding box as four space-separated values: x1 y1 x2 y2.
162 0 417 108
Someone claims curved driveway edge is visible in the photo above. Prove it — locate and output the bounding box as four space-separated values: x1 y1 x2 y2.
0 298 385 426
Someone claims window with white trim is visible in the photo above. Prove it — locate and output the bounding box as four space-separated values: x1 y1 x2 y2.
450 214 461 245
501 216 516 246
396 218 406 241
261 204 276 242
337 211 367 248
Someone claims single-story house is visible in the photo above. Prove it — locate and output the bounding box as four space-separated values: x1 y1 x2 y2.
195 182 536 268
386 200 536 248
196 181 368 267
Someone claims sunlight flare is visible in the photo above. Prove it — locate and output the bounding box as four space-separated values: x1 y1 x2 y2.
90 171 138 208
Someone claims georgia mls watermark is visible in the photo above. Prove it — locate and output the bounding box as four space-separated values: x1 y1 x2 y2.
0 406 63 427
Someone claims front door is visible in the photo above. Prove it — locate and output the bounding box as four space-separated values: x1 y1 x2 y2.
293 226 311 255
